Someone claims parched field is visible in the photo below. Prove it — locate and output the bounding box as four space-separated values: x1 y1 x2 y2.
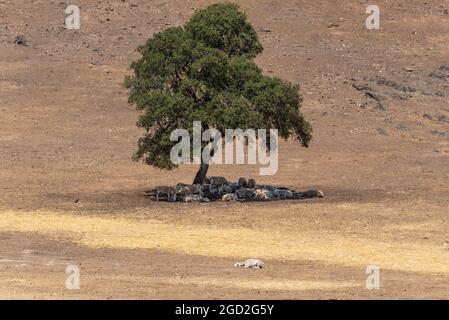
0 200 448 299
0 0 448 299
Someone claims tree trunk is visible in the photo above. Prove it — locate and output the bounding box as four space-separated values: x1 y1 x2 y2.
193 160 209 185
192 127 215 185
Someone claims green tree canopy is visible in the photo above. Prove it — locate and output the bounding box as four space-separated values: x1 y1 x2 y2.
125 2 312 184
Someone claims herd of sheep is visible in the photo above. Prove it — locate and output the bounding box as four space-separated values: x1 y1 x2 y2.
145 176 324 203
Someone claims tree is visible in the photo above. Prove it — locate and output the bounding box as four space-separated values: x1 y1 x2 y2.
124 3 312 185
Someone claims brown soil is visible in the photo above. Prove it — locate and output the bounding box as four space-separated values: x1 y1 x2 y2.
0 0 448 299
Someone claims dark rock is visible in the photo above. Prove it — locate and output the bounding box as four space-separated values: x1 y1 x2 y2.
438 115 449 123
376 128 388 136
352 82 386 109
431 130 449 137
439 64 449 72
364 91 383 102
374 101 387 110
352 82 373 92
375 78 416 93
389 92 410 100
14 35 28 46
430 71 449 80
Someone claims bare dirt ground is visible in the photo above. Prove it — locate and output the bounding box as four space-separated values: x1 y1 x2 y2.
0 0 448 299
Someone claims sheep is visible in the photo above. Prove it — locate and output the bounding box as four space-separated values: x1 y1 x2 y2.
234 259 264 269
222 193 238 202
255 189 273 199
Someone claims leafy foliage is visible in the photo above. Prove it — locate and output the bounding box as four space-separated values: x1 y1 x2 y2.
185 3 263 58
125 2 312 171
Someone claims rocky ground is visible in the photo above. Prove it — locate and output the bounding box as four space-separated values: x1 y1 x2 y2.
0 0 448 299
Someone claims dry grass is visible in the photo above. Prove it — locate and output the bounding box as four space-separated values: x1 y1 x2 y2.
1 203 448 275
